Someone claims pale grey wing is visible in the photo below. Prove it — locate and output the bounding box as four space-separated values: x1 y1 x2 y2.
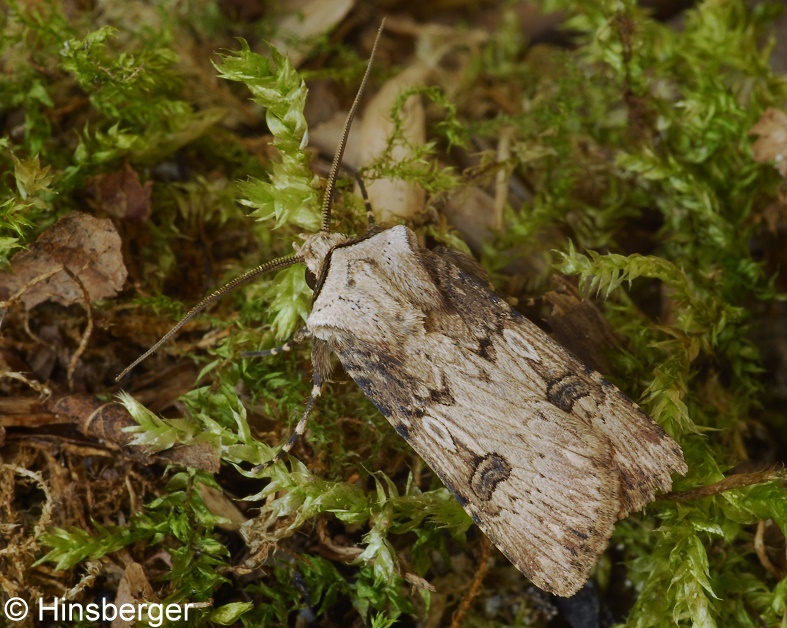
538 347 689 517
418 249 687 517
333 323 620 597
309 227 686 596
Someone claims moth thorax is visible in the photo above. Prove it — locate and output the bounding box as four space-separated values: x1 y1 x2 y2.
294 232 348 276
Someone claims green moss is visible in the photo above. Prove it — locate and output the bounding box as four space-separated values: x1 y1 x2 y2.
6 0 785 625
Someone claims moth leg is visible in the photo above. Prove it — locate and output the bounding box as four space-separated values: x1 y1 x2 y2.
242 326 311 358
254 339 333 472
355 173 375 227
253 372 322 472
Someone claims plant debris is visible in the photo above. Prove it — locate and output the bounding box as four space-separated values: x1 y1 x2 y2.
0 212 126 310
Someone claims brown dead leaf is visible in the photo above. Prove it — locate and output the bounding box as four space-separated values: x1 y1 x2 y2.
382 15 488 66
752 195 787 236
86 162 153 221
310 110 363 171
442 186 497 252
217 0 265 22
47 394 221 472
750 108 787 177
159 442 221 473
0 397 59 428
0 212 127 310
50 394 139 448
111 562 155 628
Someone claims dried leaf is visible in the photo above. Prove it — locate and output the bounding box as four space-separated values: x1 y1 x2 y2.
159 442 221 473
359 64 430 223
86 162 153 221
198 483 247 528
48 394 221 472
441 186 496 252
542 277 623 374
111 562 155 628
217 0 264 22
0 397 60 428
310 110 363 171
750 108 787 177
0 212 127 309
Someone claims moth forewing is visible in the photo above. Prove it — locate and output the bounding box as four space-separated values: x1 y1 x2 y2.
299 223 687 597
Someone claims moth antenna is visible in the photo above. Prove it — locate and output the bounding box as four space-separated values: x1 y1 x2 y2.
354 173 375 226
115 254 302 381
320 19 386 232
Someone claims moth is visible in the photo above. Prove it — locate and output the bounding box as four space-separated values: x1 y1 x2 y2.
118 22 687 597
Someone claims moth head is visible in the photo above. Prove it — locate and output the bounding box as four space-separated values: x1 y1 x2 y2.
295 232 348 280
